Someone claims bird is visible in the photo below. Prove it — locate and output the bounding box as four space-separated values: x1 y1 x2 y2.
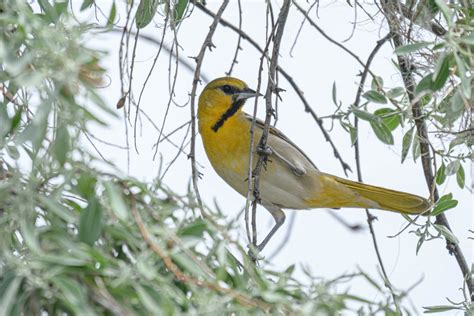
198 76 431 253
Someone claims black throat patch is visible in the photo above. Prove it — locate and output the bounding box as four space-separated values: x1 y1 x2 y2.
211 99 245 132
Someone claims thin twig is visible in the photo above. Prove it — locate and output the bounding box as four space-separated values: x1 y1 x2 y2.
189 0 230 219
226 0 242 76
292 1 378 79
251 0 291 252
110 28 210 83
351 33 400 313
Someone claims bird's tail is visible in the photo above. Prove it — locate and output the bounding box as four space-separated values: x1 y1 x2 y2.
331 176 431 215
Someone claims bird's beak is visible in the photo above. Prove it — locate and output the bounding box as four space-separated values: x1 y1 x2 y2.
236 88 262 101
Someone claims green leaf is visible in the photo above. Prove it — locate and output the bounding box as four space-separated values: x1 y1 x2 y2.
9 107 22 134
173 0 189 25
432 53 451 91
332 81 338 106
0 102 11 138
431 194 458 216
351 106 378 122
135 285 163 314
454 53 471 99
178 219 207 237
386 87 405 98
39 195 76 223
394 41 431 55
460 32 474 45
370 121 394 145
6 145 19 160
435 162 446 185
445 160 460 176
53 124 70 166
415 73 434 96
423 305 462 313
79 197 103 246
371 76 383 91
401 127 414 163
0 274 23 316
456 165 465 189
363 90 387 104
136 0 160 29
52 276 95 315
106 2 117 27
172 253 208 278
412 135 421 162
16 101 51 150
374 108 400 131
104 181 129 221
77 173 97 199
80 0 94 11
433 224 459 244
433 0 453 24
54 1 69 18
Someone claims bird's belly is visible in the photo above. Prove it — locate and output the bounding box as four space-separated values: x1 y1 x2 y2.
210 151 316 209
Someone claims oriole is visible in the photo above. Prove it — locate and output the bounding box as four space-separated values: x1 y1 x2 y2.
198 77 431 252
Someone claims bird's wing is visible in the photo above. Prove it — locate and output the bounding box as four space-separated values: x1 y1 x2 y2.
243 113 319 174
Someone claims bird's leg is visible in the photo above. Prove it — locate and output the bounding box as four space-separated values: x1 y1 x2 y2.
256 204 286 252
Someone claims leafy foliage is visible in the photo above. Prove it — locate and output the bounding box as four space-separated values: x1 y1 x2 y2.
0 1 422 314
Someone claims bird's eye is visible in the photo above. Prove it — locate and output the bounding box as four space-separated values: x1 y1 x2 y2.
221 85 233 94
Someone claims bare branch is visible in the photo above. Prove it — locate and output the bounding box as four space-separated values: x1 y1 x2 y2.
351 33 401 312
189 0 230 219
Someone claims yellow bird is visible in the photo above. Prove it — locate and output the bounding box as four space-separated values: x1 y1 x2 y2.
198 77 431 252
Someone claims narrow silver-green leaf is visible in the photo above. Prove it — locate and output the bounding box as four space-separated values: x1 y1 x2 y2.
433 0 453 25
394 41 432 55
79 197 103 246
435 162 446 185
370 121 394 145
104 181 129 221
456 165 465 189
432 53 451 91
454 53 471 99
136 0 160 29
363 90 387 104
412 135 421 162
351 106 378 122
445 160 460 176
433 224 459 244
401 127 414 163
173 0 189 25
431 196 458 216
374 108 400 131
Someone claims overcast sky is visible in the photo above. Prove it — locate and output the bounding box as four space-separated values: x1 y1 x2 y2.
85 1 472 312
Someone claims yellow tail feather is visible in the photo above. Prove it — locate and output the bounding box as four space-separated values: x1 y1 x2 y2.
332 177 431 215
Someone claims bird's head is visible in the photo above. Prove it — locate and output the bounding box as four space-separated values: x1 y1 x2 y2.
198 77 259 131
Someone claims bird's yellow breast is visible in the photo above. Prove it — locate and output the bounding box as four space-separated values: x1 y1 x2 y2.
199 110 252 183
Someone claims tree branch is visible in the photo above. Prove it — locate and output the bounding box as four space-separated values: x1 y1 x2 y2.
352 33 401 312
189 0 230 219
380 0 473 300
